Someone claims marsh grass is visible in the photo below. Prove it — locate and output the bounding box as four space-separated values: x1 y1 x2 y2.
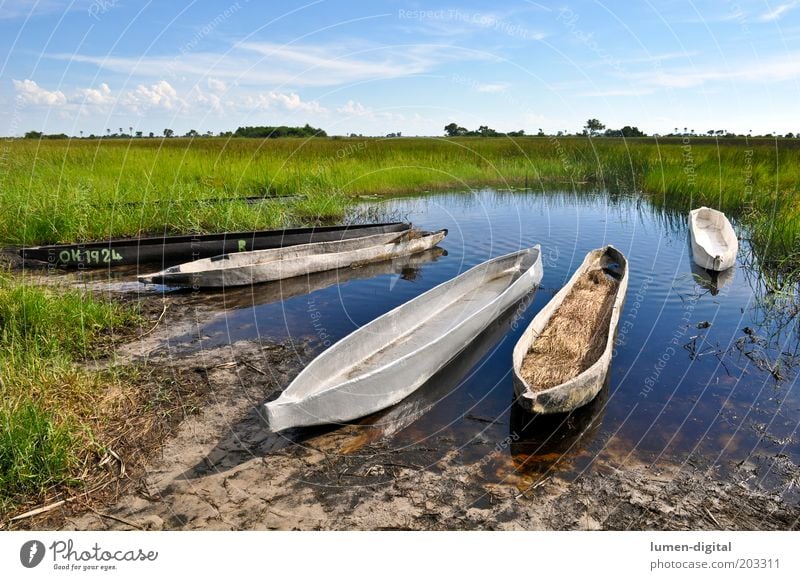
0 273 140 511
2 136 799 271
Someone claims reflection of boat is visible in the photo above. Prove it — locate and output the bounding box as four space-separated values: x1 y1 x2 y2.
689 207 738 271
510 382 607 475
345 291 539 446
70 248 446 301
139 229 447 288
264 245 543 432
690 261 735 296
513 246 628 414
170 247 448 310
21 222 411 269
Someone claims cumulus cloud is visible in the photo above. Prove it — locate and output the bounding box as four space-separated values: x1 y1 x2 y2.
76 82 114 105
13 79 67 106
122 80 186 113
337 100 371 116
244 91 326 113
336 100 404 123
12 77 329 121
207 77 227 93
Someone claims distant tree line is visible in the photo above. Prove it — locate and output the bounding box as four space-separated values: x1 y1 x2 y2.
22 124 328 140
442 119 797 139
24 131 69 140
444 123 526 137
233 124 327 138
19 120 799 140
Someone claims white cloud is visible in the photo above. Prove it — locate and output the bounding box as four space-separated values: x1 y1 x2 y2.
337 100 371 116
621 53 800 90
476 82 510 93
244 92 326 114
760 1 798 22
76 83 114 105
0 0 91 20
13 79 67 106
189 86 225 115
12 77 332 120
53 41 495 88
207 78 227 93
579 87 656 97
335 100 404 123
121 80 187 113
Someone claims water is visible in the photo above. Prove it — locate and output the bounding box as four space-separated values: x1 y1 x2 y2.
96 189 800 487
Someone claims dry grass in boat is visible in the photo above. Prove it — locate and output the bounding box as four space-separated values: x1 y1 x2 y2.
520 268 619 391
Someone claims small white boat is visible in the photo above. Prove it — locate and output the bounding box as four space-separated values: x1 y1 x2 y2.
689 207 738 271
138 229 447 288
264 245 543 432
513 246 628 414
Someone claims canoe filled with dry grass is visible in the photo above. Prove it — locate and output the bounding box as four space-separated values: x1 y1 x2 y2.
513 246 628 414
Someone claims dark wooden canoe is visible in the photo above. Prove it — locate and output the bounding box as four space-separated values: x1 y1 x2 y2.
19 222 411 269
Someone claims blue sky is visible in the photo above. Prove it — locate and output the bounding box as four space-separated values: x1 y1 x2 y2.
1 0 799 136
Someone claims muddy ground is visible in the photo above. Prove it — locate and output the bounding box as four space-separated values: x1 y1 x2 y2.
4 254 798 531
50 296 799 530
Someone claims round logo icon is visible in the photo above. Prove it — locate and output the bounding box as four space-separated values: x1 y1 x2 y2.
20 540 46 568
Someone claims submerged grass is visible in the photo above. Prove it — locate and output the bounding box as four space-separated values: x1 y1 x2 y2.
1 135 799 271
0 272 140 512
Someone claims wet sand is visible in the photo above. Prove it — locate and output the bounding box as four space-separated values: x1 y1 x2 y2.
51 297 799 531
5 252 798 531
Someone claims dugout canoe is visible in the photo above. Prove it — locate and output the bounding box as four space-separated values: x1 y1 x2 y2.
139 228 448 288
343 291 537 450
689 207 738 271
513 246 628 414
19 222 411 269
264 245 543 432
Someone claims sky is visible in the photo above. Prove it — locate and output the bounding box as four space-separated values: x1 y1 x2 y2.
1 0 799 137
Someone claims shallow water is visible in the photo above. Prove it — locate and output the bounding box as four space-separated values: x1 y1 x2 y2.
78 189 800 488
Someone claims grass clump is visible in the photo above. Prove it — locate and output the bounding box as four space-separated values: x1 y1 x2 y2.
0 403 79 500
0 273 140 513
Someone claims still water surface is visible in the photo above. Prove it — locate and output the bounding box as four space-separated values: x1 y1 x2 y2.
146 190 800 485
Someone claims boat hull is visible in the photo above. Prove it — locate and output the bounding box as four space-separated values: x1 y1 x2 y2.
689 207 737 271
264 246 543 432
512 245 628 414
20 222 410 269
140 229 447 288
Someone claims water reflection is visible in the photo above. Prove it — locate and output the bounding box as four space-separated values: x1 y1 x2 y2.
690 262 736 296
509 383 607 477
179 246 446 310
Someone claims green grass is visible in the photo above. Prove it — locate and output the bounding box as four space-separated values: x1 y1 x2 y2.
0 273 139 511
1 135 799 272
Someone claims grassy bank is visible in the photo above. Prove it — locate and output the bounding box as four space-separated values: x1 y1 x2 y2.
1 136 798 270
0 273 140 514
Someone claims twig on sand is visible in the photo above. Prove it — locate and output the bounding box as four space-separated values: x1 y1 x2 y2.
241 360 268 375
140 302 169 337
10 480 113 522
10 500 67 521
86 506 143 530
704 507 722 529
515 476 550 499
